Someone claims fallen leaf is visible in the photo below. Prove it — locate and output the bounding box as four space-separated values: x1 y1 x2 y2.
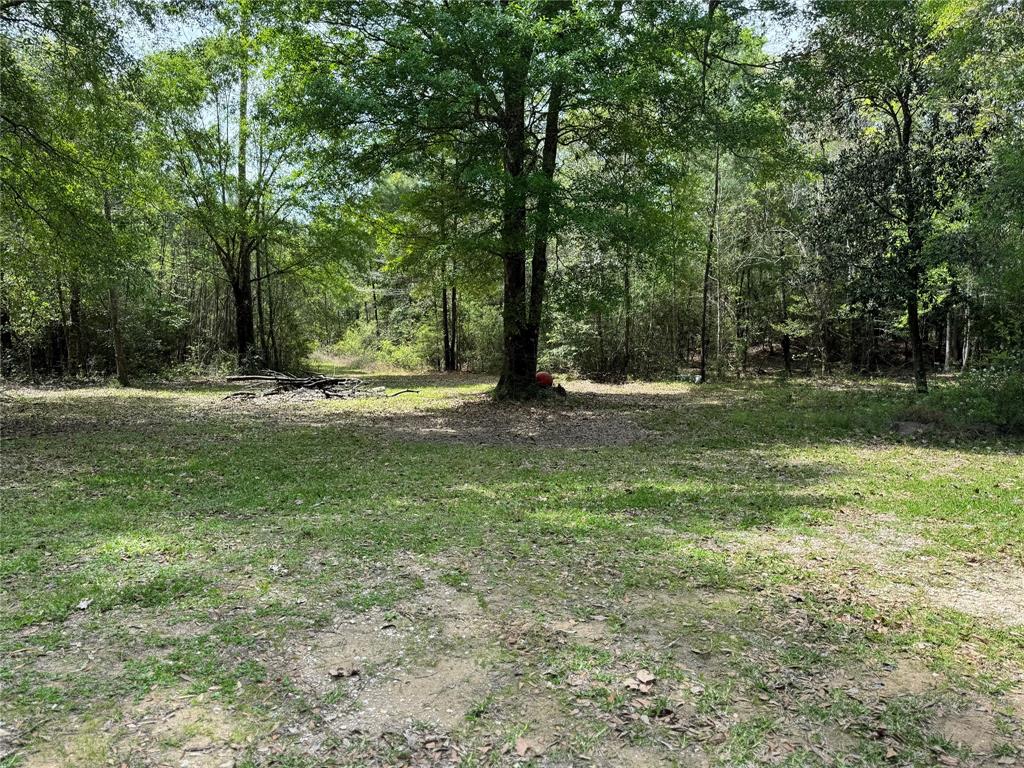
636 669 656 684
514 736 542 757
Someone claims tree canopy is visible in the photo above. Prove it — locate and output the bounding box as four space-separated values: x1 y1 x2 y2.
2 0 1021 393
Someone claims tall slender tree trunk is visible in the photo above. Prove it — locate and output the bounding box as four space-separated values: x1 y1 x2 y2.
623 256 631 377
780 269 792 376
1 267 13 377
961 303 971 372
371 280 380 338
267 267 280 370
233 10 255 367
68 276 86 374
55 278 70 373
495 42 531 399
256 243 269 365
450 285 457 370
0 304 12 378
943 307 954 373
897 98 927 393
906 286 927 393
905 248 927 392
716 273 722 375
103 191 129 386
442 285 453 372
699 146 720 383
108 285 129 386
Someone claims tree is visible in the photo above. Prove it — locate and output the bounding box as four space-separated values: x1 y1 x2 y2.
145 3 301 367
281 1 715 397
1 0 155 383
798 0 989 392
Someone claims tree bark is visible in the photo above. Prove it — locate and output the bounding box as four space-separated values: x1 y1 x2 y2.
267 264 280 370
780 275 792 376
961 302 971 372
68 276 86 374
450 285 457 370
897 91 927 393
907 285 927 393
108 284 130 386
943 306 954 373
255 242 269 366
623 255 631 377
495 41 542 400
232 274 255 365
102 191 129 386
442 285 454 372
234 9 255 367
0 272 13 377
699 146 720 383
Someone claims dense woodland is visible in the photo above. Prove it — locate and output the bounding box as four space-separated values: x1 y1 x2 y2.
2 0 1023 398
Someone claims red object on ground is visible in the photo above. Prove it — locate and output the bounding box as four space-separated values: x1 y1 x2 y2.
536 371 554 388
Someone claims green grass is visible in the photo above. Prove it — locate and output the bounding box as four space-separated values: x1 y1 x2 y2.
1 375 1021 766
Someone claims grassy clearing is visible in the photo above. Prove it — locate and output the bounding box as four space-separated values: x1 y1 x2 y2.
1 375 1022 767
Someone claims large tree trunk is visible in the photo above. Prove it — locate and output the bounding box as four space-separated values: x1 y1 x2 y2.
232 272 255 365
905 214 928 391
699 146 720 383
496 45 552 400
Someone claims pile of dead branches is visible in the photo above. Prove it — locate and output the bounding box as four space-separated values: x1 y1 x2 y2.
224 371 411 401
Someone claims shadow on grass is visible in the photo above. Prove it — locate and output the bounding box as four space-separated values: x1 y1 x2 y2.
1 376 1020 628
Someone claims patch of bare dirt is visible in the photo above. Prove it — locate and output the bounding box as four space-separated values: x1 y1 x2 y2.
286 554 499 738
18 689 252 768
736 511 1024 628
589 742 685 767
343 655 490 734
548 618 609 643
3 380 666 448
918 566 1024 628
935 706 1001 754
357 397 658 447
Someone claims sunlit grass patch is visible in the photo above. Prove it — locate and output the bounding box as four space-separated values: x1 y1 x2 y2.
1 375 1021 766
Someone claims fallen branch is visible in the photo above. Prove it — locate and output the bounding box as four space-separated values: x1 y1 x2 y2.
223 370 387 401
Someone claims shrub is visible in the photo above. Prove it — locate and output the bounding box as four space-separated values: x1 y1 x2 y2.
912 363 1024 433
323 320 431 371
